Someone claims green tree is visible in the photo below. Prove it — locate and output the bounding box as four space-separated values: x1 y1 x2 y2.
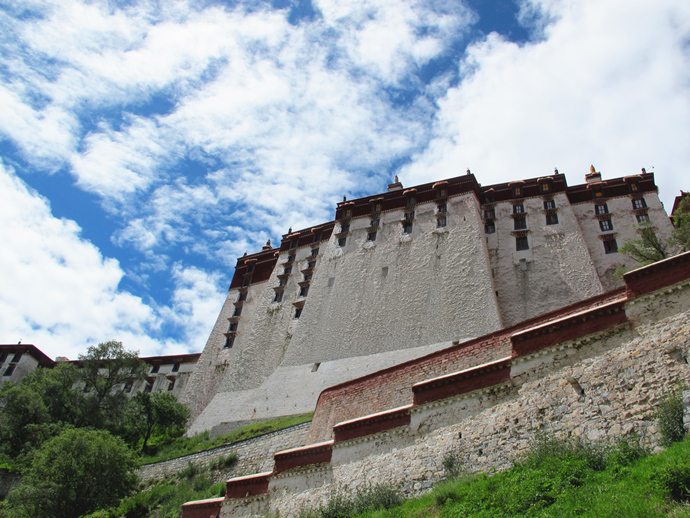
670 195 690 252
618 223 669 267
5 428 140 518
126 391 191 453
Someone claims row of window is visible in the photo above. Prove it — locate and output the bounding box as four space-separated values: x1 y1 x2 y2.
1 352 23 377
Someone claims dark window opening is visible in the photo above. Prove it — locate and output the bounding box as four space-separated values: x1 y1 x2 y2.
0 353 7 363
540 182 551 193
406 195 415 207
287 254 296 263
338 237 347 247
513 186 522 197
516 236 529 251
308 260 316 269
82 383 90 393
228 322 238 332
299 286 309 297
437 216 447 228
546 213 559 225
150 365 160 374
237 291 247 302
344 209 352 218
144 383 153 393
303 273 312 281
246 263 254 273
604 239 618 254
543 200 556 210
11 353 22 363
224 337 234 349
514 218 527 230
294 307 302 319
370 218 380 227
632 198 647 209
372 202 382 213
273 291 283 303
283 266 292 275
636 213 650 223
313 233 321 243
310 247 319 257
172 363 180 372
124 381 133 393
437 203 447 213
3 365 15 377
630 183 639 192
485 222 495 234
289 239 298 249
599 219 613 232
484 209 495 220
403 221 413 234
367 231 377 241
595 203 609 215
341 223 350 233
168 380 175 391
233 306 242 317
242 277 251 287
513 204 524 214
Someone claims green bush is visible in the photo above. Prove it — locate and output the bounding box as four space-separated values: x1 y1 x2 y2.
442 451 463 479
656 461 690 502
316 483 403 518
656 389 686 447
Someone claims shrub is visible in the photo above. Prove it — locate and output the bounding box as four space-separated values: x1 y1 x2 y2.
656 461 690 501
656 388 686 447
316 483 403 518
442 451 463 479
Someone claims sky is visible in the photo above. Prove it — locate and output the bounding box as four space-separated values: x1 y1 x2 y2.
1 0 689 361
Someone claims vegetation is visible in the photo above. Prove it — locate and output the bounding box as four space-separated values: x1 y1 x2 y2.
141 411 313 464
2 428 139 518
126 392 191 453
656 387 687 447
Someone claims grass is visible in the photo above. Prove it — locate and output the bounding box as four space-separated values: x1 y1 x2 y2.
141 412 313 464
307 434 690 518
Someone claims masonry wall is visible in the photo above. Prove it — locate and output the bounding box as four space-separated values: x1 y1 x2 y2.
265 274 690 517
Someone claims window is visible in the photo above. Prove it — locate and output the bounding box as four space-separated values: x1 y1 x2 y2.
299 286 309 297
278 278 287 287
287 254 296 263
224 336 234 348
632 198 647 209
3 365 15 377
437 216 447 228
82 383 90 393
372 202 382 213
599 219 614 231
233 305 242 317
370 218 380 227
246 263 254 273
514 218 527 230
144 383 153 393
0 352 7 364
485 222 495 234
338 237 347 247
124 381 133 393
310 247 319 257
403 221 413 234
404 211 415 220
11 353 22 363
513 204 524 214
543 200 556 210
228 322 238 332
344 209 352 218
242 277 251 287
546 213 559 225
308 260 316 269
283 266 292 275
341 223 350 233
484 209 495 220
437 203 447 213
636 213 650 223
630 183 639 192
172 363 180 372
237 291 247 302
513 186 522 197
516 236 529 251
406 194 415 207
290 239 298 249
313 233 321 243
168 380 175 391
273 291 283 303
367 231 377 241
294 307 302 319
540 182 551 193
604 239 618 254
150 365 160 374
303 273 312 281
595 203 609 215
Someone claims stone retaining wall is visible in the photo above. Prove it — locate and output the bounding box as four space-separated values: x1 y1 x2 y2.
139 422 310 482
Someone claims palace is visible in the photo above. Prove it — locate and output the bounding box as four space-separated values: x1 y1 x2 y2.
180 166 675 436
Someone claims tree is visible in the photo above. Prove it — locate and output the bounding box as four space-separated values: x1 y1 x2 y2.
5 428 140 518
670 195 690 252
126 391 190 453
618 223 669 267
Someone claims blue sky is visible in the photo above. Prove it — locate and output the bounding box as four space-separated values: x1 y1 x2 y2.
1 0 689 360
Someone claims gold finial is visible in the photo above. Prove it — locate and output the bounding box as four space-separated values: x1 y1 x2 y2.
466 168 471 175
267 239 271 246
590 165 596 174
394 175 399 183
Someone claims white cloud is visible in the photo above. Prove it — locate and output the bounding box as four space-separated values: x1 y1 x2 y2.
0 162 224 359
401 0 690 210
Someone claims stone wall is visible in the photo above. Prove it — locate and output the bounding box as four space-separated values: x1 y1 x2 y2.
139 422 311 483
